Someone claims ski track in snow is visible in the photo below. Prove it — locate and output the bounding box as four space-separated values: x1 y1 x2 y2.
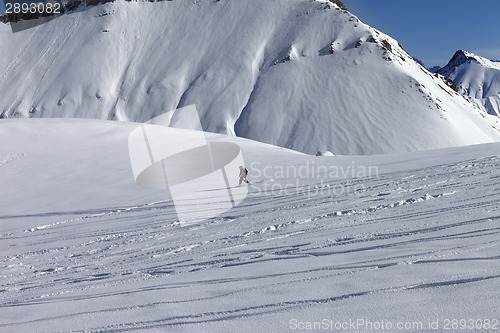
1 152 500 332
0 153 24 167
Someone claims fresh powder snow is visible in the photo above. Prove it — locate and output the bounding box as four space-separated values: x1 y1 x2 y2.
0 119 499 332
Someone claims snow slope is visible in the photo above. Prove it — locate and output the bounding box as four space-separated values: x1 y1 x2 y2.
1 119 499 332
1 0 500 154
438 50 500 117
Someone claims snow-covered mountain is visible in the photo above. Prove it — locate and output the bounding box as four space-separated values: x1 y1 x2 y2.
438 50 500 117
1 0 500 154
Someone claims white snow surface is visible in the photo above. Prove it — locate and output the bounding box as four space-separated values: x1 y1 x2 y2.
438 50 500 117
1 119 500 332
1 0 500 154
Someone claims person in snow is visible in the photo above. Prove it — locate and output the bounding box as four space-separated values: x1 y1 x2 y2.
239 166 250 185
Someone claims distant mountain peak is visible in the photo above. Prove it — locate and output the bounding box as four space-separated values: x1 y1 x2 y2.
438 50 500 116
439 50 500 77
438 50 473 76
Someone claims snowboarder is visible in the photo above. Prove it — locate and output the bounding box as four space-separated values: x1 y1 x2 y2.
239 166 250 185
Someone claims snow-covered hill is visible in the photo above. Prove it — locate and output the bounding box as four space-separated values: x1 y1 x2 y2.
438 50 500 117
1 0 500 154
1 119 500 332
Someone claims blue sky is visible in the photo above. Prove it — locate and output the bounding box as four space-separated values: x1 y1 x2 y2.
342 0 500 67
1 0 498 67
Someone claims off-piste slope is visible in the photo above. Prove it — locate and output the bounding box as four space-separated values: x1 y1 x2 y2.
1 119 500 332
438 50 500 117
1 0 499 154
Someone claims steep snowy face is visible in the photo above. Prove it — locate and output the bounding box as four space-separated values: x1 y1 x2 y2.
0 0 499 154
438 50 500 116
